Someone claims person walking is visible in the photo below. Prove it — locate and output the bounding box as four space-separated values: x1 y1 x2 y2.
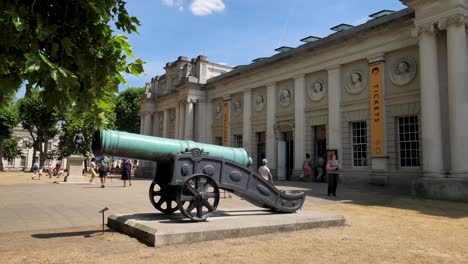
303 153 313 182
32 159 39 180
326 152 340 196
121 158 132 187
98 155 110 188
89 158 97 183
258 159 273 184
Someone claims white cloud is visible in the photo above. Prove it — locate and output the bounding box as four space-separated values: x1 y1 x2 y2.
190 0 225 16
162 0 184 11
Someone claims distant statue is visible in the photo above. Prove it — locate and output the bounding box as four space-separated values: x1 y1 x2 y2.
73 129 85 155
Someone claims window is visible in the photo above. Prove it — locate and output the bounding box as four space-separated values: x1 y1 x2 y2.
214 137 223 146
351 121 367 167
20 156 26 167
398 116 420 167
233 135 243 148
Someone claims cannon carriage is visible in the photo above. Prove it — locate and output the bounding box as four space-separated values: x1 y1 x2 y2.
92 130 305 221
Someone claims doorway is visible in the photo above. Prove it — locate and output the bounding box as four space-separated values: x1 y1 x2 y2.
256 132 266 170
278 131 294 181
312 125 327 181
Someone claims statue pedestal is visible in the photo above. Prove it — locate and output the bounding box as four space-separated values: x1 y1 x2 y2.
64 155 88 183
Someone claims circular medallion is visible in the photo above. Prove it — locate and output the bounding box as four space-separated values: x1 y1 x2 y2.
390 57 417 86
255 95 265 112
345 69 367 94
215 103 222 120
307 80 327 101
279 88 292 107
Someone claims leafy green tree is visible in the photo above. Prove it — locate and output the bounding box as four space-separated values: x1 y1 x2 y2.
0 0 144 126
0 96 19 171
18 89 59 169
115 87 144 133
2 136 21 164
57 93 116 158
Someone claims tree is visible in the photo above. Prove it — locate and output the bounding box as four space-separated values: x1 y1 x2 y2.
2 136 21 163
0 98 19 171
0 0 144 126
18 89 59 169
57 94 116 158
115 87 144 133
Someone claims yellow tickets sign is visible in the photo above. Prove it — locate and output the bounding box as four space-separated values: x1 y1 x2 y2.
369 63 385 157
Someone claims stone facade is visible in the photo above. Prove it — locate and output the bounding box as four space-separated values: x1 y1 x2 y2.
1 125 64 171
140 0 468 202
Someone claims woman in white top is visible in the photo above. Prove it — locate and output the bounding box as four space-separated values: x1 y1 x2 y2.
258 159 273 184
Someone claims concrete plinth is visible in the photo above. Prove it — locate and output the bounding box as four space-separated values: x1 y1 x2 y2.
413 177 468 202
64 155 88 183
108 208 346 247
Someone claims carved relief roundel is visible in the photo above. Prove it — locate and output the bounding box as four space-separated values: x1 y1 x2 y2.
233 100 242 116
279 88 292 107
345 69 367 94
390 56 417 86
215 102 222 120
255 95 265 112
307 80 326 101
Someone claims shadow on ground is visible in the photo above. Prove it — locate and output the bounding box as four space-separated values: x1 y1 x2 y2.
275 181 468 219
31 229 109 239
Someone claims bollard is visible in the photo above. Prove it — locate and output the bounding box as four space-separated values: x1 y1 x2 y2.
98 207 109 234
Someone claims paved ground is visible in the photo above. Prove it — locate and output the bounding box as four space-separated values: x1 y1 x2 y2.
1 172 467 263
0 175 399 233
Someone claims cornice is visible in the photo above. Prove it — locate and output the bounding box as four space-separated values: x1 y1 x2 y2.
401 0 438 9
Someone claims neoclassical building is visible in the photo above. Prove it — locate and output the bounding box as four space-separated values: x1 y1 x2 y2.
140 0 468 202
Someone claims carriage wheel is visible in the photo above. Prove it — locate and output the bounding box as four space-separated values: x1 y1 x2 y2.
148 181 179 215
177 174 220 221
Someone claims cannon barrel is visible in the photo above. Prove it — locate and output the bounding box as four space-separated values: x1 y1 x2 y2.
92 130 253 166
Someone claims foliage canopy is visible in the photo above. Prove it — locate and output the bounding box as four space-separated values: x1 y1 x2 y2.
0 0 144 126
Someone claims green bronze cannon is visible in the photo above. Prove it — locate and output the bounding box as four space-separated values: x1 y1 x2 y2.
92 130 305 221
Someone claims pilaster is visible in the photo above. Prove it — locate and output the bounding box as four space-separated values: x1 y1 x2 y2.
242 89 252 153
293 75 306 176
266 82 277 170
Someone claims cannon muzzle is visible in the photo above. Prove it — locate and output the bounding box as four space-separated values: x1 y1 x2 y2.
92 130 253 166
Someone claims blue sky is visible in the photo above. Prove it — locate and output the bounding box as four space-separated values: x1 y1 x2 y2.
16 0 407 97
124 0 406 88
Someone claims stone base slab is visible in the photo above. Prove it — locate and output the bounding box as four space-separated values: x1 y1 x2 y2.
413 177 468 202
108 208 346 247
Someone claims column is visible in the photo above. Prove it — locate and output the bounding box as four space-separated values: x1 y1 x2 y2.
266 83 277 169
293 75 306 172
179 101 186 139
418 24 444 176
143 112 153 136
152 111 160 137
140 113 144 134
446 15 468 177
163 110 169 138
243 89 252 152
327 65 342 160
175 103 180 139
206 99 213 144
185 98 195 140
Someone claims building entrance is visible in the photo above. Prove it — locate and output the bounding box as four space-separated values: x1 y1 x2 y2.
312 125 327 181
278 131 294 181
256 132 266 170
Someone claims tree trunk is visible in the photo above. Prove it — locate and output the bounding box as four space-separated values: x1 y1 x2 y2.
40 131 49 168
30 146 37 172
0 138 4 172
